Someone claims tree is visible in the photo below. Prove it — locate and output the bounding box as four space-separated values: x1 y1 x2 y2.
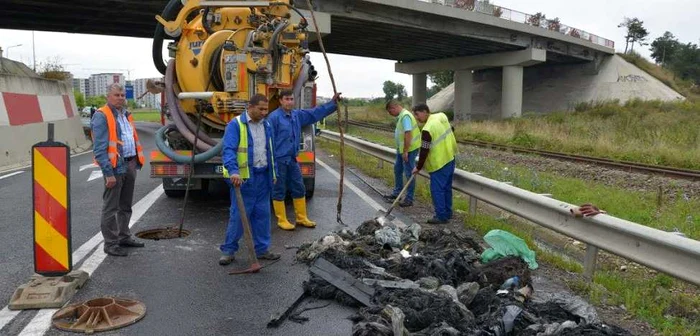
37 56 71 81
527 12 546 27
395 83 407 100
86 95 107 108
383 80 397 101
428 71 454 91
547 18 561 32
618 17 649 54
650 31 680 67
669 43 700 85
382 80 407 101
73 89 85 109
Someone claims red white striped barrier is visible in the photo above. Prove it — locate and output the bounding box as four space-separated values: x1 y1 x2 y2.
0 92 76 127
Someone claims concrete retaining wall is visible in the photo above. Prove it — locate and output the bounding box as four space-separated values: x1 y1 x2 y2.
0 74 90 169
428 55 685 120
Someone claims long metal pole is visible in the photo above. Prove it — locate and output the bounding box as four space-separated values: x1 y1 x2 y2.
32 31 36 71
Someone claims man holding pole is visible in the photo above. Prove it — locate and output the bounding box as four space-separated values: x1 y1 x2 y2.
384 100 420 207
411 103 458 224
219 94 280 265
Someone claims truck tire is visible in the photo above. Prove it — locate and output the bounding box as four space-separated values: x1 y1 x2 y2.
304 177 315 199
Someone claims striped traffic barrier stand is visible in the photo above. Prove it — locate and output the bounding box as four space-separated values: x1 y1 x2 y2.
9 124 88 310
32 124 71 276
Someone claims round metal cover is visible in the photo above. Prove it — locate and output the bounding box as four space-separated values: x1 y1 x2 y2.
52 297 146 333
135 228 191 240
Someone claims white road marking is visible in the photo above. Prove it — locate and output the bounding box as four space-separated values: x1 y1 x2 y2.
16 309 56 336
5 184 164 334
316 159 405 227
0 171 23 180
11 157 393 334
87 170 103 182
71 150 94 158
0 150 93 175
78 163 98 172
0 307 20 332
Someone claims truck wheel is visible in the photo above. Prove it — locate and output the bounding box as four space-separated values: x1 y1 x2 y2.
164 188 185 198
304 177 315 199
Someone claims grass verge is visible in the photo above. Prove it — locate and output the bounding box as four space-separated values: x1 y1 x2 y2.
317 132 700 335
130 111 162 122
344 99 700 171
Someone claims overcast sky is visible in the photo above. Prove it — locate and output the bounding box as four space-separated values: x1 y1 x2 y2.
1 0 698 98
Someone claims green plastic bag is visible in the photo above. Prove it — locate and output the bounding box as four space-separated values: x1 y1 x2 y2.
481 229 538 269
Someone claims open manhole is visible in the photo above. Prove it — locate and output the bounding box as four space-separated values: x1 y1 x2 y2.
135 228 191 240
52 297 146 333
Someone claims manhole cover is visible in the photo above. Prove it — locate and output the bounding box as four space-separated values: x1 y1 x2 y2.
52 297 146 333
135 228 191 240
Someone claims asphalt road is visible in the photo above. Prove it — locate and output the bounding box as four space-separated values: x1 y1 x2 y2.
0 122 409 336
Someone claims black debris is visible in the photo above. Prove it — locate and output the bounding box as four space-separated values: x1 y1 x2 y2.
296 223 633 335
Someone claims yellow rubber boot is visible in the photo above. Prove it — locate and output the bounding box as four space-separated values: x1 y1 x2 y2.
273 200 295 231
293 198 316 228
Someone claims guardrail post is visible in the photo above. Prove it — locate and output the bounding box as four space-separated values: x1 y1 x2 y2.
583 244 599 281
469 196 477 215
377 158 383 169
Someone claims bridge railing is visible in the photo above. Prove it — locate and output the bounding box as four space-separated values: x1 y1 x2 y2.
420 0 615 49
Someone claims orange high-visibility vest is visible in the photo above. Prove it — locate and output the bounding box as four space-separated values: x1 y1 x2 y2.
94 104 145 167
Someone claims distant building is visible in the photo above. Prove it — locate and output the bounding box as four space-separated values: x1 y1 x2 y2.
89 73 124 97
133 77 163 109
72 78 90 97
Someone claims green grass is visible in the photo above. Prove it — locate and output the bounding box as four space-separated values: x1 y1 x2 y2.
317 137 700 335
345 99 700 171
340 126 700 239
130 110 162 122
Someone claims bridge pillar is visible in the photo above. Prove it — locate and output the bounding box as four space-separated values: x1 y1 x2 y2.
501 65 523 119
412 73 427 107
453 69 472 121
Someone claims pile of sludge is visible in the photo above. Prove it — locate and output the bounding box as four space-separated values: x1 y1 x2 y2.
296 220 630 336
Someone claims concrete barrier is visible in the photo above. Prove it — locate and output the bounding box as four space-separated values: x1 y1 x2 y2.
0 74 90 169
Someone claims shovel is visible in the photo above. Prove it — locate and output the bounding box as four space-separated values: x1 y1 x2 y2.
374 173 416 226
229 185 262 275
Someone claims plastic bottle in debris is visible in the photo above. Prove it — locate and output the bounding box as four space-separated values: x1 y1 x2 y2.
500 276 520 291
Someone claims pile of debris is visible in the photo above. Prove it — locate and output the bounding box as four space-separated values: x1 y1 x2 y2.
293 221 631 335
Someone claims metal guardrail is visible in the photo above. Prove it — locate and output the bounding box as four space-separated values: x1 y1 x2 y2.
420 0 615 49
345 120 700 180
319 130 700 286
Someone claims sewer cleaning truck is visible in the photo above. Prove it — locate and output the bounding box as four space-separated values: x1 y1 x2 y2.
149 0 320 198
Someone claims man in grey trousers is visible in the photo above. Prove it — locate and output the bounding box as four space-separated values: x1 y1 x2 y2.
91 83 146 257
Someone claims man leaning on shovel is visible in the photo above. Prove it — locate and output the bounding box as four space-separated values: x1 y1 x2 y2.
411 103 458 224
219 94 281 265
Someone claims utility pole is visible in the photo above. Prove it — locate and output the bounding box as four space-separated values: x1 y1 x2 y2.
32 31 36 71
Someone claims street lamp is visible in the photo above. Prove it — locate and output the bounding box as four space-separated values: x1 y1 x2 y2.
5 44 23 58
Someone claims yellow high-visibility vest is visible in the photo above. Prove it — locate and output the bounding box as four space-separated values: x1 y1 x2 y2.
422 113 457 173
396 109 421 153
223 117 276 180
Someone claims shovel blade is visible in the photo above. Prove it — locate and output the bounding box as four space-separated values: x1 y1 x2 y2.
374 210 395 226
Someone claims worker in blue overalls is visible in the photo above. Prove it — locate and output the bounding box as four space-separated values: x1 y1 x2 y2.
219 94 280 265
267 89 342 230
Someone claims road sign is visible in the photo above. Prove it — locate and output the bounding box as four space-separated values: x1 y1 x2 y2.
125 84 134 100
32 124 71 276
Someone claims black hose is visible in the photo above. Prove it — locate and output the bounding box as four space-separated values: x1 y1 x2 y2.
153 0 183 75
269 21 289 78
155 124 223 163
283 3 309 29
202 7 216 35
165 60 219 147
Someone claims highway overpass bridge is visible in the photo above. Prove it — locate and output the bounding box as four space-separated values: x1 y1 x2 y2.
0 0 616 119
